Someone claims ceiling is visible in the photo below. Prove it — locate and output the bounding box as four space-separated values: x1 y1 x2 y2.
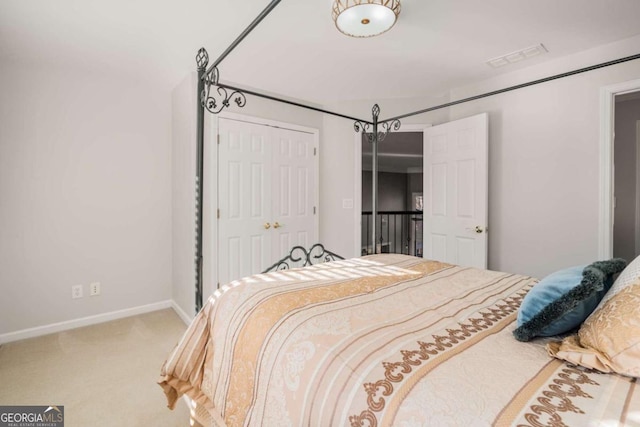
2 0 640 106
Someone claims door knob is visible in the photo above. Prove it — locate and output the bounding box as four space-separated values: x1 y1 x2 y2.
264 222 271 230
475 226 484 234
273 222 282 229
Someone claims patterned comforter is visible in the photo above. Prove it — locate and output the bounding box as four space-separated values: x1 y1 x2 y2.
159 254 639 426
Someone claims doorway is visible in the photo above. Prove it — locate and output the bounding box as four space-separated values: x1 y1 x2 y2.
353 124 430 257
353 112 489 269
600 79 640 261
613 91 640 262
361 131 424 256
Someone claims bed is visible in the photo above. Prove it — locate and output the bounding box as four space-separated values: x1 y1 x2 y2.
159 254 639 426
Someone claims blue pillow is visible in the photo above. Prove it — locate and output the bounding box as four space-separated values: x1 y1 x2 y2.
513 259 627 342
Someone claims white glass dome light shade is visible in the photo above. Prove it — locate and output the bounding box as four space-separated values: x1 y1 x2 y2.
334 2 400 38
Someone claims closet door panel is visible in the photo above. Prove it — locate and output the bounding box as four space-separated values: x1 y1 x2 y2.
271 128 318 261
218 118 272 285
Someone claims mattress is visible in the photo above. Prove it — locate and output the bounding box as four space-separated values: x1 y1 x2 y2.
159 254 639 426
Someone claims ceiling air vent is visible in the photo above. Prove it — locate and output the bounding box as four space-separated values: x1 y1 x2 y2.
487 44 548 68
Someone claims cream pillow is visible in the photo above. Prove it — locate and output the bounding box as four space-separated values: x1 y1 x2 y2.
599 253 640 306
547 277 640 378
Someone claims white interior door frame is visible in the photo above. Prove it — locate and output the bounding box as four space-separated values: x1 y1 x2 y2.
636 120 640 255
599 79 640 260
353 123 431 258
205 111 320 298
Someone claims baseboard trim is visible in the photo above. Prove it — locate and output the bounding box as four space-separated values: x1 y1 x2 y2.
0 300 175 344
171 301 194 326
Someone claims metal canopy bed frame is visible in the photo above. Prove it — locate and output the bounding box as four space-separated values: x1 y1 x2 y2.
192 0 640 311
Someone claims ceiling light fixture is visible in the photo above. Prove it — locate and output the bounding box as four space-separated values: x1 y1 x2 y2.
332 0 401 38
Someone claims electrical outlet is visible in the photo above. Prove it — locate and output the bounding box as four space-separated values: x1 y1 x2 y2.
72 285 83 299
89 282 101 296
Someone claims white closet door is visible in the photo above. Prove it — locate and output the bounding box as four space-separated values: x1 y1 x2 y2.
423 113 488 268
271 128 318 260
217 117 319 286
218 118 273 285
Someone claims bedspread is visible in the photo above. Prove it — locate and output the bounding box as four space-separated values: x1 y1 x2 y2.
159 254 639 426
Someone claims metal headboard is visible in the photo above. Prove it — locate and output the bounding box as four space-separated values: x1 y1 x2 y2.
262 243 345 273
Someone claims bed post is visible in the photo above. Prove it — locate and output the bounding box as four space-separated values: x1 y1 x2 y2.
195 49 208 312
371 105 380 253
355 105 401 254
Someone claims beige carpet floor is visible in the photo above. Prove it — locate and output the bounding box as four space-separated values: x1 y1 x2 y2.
0 309 192 426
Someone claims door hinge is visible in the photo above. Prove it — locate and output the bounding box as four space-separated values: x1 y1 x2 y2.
314 147 317 156
217 209 220 219
313 206 316 215
217 134 220 145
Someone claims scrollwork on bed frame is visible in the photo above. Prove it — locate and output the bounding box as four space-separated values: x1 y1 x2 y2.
197 48 247 115
354 103 401 144
262 244 345 273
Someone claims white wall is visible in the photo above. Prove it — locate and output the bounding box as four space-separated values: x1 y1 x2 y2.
319 113 360 258
171 73 197 319
222 87 325 130
0 60 173 335
448 35 640 278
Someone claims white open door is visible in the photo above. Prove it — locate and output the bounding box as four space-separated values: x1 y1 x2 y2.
423 113 488 268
